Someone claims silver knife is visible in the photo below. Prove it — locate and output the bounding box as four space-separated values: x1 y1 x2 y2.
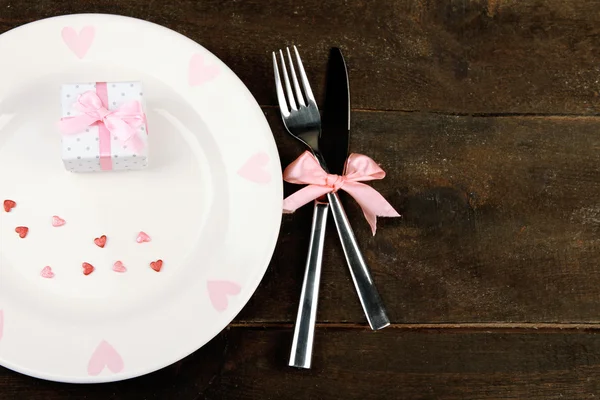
320 49 390 333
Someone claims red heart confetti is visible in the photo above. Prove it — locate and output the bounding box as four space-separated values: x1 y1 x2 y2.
94 235 107 248
15 226 28 238
82 262 95 276
3 200 16 212
150 259 163 272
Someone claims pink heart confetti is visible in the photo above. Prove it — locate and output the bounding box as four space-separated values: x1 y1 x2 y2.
189 53 220 86
87 340 124 376
112 261 127 273
136 231 151 243
61 26 95 59
207 280 242 312
237 152 271 184
52 216 66 227
40 266 55 279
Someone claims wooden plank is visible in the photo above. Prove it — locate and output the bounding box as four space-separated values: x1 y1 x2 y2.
212 328 600 400
0 0 599 113
234 109 600 324
2 327 600 399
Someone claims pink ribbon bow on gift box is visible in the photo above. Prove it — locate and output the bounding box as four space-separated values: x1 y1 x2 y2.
282 151 400 235
58 87 146 169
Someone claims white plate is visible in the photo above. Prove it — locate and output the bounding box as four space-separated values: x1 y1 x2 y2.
0 14 282 383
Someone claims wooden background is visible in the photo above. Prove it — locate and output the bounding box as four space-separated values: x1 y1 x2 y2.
2 1 600 398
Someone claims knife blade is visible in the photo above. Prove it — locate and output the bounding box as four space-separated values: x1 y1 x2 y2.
321 48 350 176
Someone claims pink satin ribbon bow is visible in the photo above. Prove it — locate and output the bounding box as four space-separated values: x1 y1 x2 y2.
58 90 146 153
282 151 400 235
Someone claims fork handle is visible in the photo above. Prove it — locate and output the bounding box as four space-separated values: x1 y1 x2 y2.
289 200 329 369
327 192 390 330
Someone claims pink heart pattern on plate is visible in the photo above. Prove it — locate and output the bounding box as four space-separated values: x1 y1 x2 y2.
189 54 220 86
87 340 124 376
61 26 95 59
237 152 271 184
207 280 242 312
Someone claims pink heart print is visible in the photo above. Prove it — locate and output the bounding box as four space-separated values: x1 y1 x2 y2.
87 340 124 376
61 26 95 59
207 281 241 312
0 310 3 341
237 152 271 184
189 54 220 86
112 261 127 273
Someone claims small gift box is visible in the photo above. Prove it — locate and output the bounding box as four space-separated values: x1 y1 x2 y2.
59 81 149 172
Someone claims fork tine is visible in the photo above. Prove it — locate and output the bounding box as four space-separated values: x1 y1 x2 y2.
272 52 290 118
279 50 298 111
286 47 306 107
293 46 315 103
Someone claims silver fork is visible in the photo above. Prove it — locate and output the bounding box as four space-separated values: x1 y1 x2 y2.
274 46 390 358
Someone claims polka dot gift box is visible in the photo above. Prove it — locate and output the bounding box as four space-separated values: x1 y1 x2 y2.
58 81 149 172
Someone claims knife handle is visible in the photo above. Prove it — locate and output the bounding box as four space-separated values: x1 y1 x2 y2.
326 191 390 330
289 200 329 369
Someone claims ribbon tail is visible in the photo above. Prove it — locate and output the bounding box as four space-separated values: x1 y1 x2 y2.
105 117 143 153
127 133 145 154
283 185 331 213
343 182 400 235
58 115 99 135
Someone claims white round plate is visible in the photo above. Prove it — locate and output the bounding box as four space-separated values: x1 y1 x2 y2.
0 14 282 383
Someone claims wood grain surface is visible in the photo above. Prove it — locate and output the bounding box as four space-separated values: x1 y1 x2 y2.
3 328 600 400
1 0 600 113
1 0 600 399
239 110 600 325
